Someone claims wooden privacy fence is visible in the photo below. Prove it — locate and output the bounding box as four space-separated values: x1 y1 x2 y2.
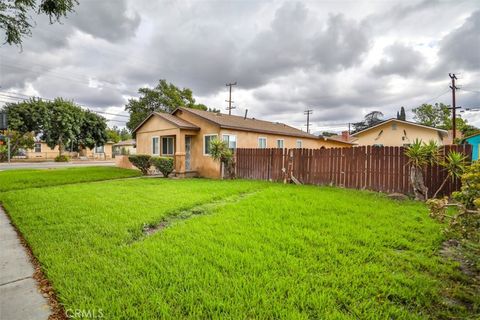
235 145 472 197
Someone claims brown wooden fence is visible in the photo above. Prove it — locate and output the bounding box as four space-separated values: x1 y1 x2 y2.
235 145 472 197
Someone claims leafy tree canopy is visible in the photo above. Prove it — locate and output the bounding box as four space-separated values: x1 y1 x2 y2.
352 111 384 133
107 125 131 142
0 0 78 46
413 102 478 137
125 79 208 132
3 98 108 155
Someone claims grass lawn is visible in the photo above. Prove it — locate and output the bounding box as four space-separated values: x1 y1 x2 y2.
0 166 141 192
0 169 473 319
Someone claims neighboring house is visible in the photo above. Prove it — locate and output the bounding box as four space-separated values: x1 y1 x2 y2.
133 107 352 178
351 119 449 147
113 139 136 156
24 141 114 160
462 132 480 160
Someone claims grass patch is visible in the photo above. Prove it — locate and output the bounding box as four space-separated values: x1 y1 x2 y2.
0 175 470 319
0 166 141 192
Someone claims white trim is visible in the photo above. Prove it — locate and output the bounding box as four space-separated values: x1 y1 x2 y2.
152 136 160 156
258 137 267 149
203 134 218 156
276 139 284 148
222 134 237 149
296 139 302 148
161 136 175 156
352 118 448 136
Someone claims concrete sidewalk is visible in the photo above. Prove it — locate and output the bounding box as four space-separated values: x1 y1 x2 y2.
0 207 51 320
0 160 115 171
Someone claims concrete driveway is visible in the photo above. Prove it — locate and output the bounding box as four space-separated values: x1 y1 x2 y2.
0 161 115 171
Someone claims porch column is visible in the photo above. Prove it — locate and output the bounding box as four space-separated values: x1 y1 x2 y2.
175 131 186 174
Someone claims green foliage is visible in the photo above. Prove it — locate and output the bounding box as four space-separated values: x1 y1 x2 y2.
106 128 121 143
396 106 406 121
0 177 476 318
128 155 152 175
0 0 77 46
125 79 208 132
405 139 438 168
352 111 384 133
107 125 131 143
453 161 480 209
0 130 35 162
4 98 108 156
209 138 235 178
54 154 70 162
151 157 174 177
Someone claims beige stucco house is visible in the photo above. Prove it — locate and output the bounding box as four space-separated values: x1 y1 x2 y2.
24 141 114 160
351 119 449 146
133 107 353 178
113 139 136 156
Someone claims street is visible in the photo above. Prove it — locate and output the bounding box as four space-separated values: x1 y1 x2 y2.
0 161 115 171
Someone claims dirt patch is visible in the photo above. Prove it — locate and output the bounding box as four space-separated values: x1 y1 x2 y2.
137 191 259 240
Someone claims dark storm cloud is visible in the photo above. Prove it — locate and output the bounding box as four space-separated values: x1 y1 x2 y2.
429 10 480 79
69 0 140 42
372 43 425 77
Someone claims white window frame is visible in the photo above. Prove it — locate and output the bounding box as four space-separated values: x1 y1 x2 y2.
34 143 42 153
222 134 237 149
276 139 284 149
152 136 160 155
296 140 302 148
161 137 175 156
258 137 267 149
203 134 218 156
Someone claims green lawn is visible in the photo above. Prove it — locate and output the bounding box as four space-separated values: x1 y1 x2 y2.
0 166 141 192
0 169 471 319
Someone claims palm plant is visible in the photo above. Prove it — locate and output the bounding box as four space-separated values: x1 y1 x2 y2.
433 151 467 198
405 139 439 200
209 139 235 179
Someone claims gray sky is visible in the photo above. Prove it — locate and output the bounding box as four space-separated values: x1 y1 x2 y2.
1 0 479 132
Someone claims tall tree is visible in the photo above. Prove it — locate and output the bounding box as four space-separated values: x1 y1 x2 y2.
412 103 450 128
352 111 384 133
125 79 208 132
0 0 78 46
397 106 406 121
75 110 108 151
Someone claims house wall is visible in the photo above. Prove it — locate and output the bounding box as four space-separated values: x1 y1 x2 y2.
353 121 445 147
113 145 136 155
25 142 113 160
465 135 480 160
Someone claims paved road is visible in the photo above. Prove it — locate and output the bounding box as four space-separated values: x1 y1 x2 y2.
0 207 51 320
0 161 115 171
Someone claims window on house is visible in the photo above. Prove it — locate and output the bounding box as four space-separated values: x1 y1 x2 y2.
162 137 174 155
296 140 302 148
204 134 218 155
34 143 41 153
95 145 104 153
258 137 267 148
152 137 159 155
276 139 284 148
222 134 237 149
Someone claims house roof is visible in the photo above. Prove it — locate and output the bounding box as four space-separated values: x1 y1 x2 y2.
113 139 136 147
133 112 200 133
320 135 357 145
173 107 319 139
461 131 480 141
351 118 449 136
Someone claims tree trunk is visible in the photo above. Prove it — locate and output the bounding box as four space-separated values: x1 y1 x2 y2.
433 175 450 199
410 165 428 201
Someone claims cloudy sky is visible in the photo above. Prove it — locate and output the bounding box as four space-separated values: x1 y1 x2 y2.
1 0 479 133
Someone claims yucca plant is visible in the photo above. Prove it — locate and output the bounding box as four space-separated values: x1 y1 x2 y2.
209 139 236 179
405 139 439 200
433 151 467 198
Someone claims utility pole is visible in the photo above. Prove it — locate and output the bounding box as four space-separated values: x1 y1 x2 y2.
449 73 461 141
304 109 313 133
225 82 237 115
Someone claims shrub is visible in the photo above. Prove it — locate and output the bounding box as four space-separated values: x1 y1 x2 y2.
151 157 174 177
452 161 480 210
54 155 70 162
128 155 152 175
209 139 235 179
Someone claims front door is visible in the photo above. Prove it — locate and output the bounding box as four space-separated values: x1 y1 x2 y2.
185 136 192 171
